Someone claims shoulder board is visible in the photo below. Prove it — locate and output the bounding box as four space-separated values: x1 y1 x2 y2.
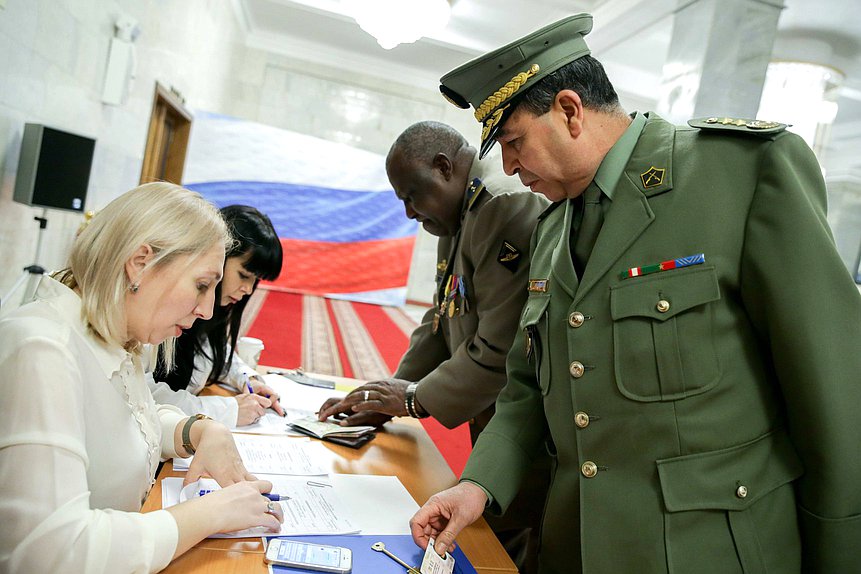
466 183 487 211
688 116 787 138
537 200 564 221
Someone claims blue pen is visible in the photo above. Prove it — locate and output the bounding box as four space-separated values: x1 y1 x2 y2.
199 489 289 502
247 381 254 394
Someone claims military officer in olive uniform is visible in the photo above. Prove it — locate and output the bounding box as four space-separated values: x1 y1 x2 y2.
318 121 549 572
410 14 861 574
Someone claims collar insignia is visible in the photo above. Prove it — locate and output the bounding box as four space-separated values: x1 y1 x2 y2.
640 166 665 189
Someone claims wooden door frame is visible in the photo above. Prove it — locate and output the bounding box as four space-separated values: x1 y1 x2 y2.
140 82 193 184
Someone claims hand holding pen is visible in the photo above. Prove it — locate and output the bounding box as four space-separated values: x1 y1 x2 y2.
246 376 286 417
200 489 290 502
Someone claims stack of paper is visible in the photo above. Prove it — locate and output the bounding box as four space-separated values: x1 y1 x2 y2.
161 473 420 538
162 475 358 538
174 433 329 475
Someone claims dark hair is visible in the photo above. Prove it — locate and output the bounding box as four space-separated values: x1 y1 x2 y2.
515 55 622 116
155 205 283 391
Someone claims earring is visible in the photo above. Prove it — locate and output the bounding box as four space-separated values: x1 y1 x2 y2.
130 282 139 293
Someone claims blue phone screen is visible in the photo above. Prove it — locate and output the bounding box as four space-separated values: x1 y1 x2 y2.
276 540 341 566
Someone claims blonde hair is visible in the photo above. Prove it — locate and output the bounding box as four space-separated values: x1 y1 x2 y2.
54 182 230 367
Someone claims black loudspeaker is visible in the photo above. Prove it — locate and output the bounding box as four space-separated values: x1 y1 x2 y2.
13 123 96 213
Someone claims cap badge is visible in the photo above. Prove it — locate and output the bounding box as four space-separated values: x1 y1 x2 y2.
474 64 540 122
640 166 665 189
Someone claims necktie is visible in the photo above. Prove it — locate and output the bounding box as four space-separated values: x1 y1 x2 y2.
573 182 603 278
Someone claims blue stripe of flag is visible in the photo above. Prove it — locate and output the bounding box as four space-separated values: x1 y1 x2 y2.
185 181 417 243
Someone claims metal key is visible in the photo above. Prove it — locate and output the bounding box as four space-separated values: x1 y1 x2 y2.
371 541 421 574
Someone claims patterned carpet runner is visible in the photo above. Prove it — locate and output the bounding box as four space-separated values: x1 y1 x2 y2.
242 288 472 475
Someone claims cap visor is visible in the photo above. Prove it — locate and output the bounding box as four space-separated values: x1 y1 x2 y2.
478 104 516 159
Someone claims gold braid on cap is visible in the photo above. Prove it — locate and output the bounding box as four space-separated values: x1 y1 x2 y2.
474 64 540 122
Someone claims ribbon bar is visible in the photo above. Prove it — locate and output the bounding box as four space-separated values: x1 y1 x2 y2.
620 253 705 280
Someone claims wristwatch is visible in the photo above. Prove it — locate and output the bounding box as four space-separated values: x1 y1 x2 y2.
181 414 210 456
405 383 430 419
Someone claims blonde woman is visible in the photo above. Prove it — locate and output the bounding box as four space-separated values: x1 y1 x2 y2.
0 183 283 573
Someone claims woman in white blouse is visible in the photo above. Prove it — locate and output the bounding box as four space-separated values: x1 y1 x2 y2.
0 183 283 573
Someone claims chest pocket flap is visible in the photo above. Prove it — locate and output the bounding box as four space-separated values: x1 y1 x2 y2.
610 266 722 402
611 265 720 321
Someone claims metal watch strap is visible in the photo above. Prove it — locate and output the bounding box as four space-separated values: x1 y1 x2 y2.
181 414 209 456
405 383 429 419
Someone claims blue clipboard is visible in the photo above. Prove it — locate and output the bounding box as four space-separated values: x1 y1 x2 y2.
266 534 476 574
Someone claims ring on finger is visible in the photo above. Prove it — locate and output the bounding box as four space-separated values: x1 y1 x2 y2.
266 501 277 514
363 390 370 401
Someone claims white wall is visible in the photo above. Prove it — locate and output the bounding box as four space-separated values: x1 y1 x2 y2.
0 0 252 296
0 0 477 304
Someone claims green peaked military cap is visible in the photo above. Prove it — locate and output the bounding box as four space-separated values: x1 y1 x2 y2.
440 13 593 158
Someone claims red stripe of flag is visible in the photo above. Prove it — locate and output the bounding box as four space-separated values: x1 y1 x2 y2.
263 237 415 295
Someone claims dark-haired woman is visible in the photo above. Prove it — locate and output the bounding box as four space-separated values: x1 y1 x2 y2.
148 205 286 426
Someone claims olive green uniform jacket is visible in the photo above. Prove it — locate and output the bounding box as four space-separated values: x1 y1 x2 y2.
395 155 549 440
462 113 861 573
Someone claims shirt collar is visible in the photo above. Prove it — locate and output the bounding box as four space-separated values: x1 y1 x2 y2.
593 111 647 200
36 275 130 380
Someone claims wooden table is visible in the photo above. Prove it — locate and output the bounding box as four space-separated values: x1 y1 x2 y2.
142 372 517 574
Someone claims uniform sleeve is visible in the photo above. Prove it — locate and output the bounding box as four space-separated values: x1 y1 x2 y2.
0 332 178 573
148 375 239 427
740 132 861 573
459 229 550 514
393 305 452 382
415 192 548 428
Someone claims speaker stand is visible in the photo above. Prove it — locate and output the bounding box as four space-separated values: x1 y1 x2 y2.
0 209 49 311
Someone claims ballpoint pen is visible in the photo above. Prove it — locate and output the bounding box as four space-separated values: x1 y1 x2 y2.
199 489 290 502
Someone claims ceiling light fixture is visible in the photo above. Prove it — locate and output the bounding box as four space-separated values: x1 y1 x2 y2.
351 0 451 50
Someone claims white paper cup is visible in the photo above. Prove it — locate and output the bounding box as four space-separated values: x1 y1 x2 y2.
236 336 264 369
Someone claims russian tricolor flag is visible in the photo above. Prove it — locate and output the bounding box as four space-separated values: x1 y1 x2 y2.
183 112 417 306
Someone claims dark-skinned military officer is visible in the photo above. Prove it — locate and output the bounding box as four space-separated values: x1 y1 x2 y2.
409 14 861 574
317 121 549 573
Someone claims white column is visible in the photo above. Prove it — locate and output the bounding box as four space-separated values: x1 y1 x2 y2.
656 0 784 124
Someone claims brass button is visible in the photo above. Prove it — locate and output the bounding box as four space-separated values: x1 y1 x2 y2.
656 299 670 313
736 485 748 499
581 461 598 478
574 412 590 428
568 311 585 328
569 361 585 378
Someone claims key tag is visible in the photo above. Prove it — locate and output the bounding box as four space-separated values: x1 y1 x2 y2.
420 538 455 574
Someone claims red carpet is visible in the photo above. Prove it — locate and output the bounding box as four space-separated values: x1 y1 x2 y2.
244 289 472 477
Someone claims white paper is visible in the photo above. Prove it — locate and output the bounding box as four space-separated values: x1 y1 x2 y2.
161 475 359 538
173 434 328 475
262 373 348 413
229 374 350 435
330 474 418 536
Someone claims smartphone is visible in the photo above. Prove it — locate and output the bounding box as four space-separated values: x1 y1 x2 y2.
264 538 352 573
